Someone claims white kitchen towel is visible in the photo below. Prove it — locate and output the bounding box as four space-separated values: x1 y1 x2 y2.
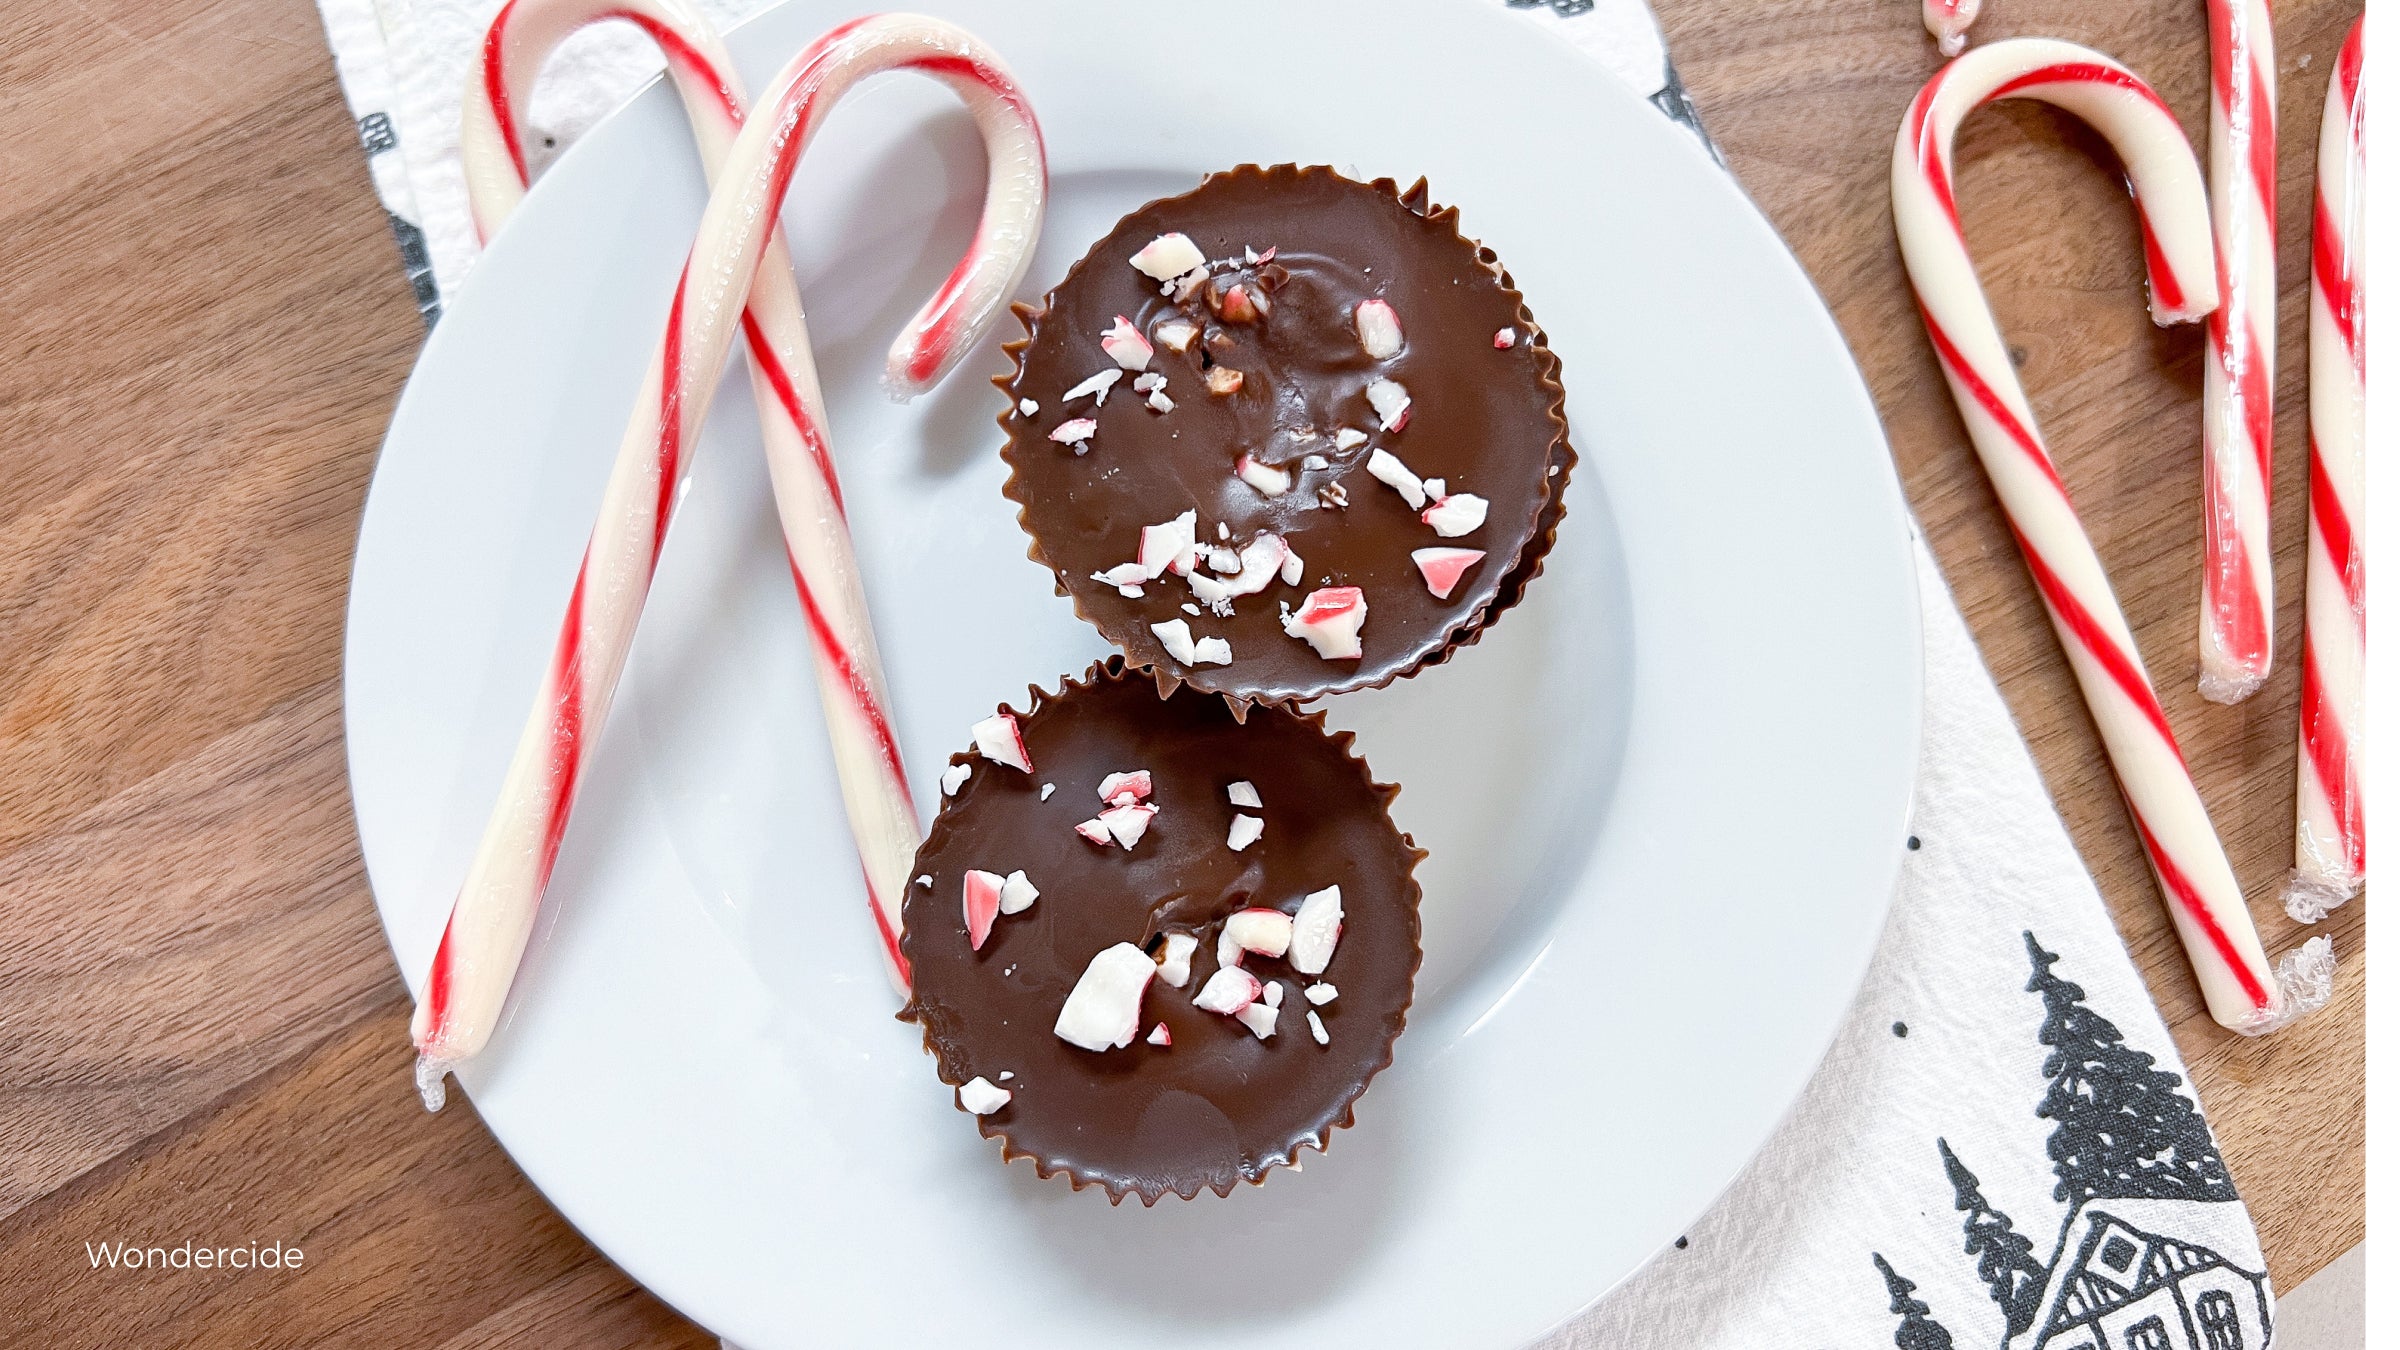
313 1 2304 1345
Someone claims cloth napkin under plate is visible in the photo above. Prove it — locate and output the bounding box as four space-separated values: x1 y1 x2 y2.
312 0 2294 1344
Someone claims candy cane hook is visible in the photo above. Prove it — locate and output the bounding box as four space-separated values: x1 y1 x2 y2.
2195 0 2279 703
2285 17 2365 920
413 11 1046 1106
1893 38 2328 1035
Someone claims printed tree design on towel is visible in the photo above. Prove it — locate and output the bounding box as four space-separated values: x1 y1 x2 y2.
2026 934 2238 1206
1872 1253 1958 1350
1875 934 2272 1350
1940 1138 2046 1337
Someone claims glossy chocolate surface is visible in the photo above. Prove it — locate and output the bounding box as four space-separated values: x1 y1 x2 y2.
1000 166 1572 704
901 663 1422 1203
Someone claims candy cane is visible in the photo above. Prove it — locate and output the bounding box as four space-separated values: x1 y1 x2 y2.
2286 17 2365 921
1924 0 1983 58
2194 0 2279 703
412 11 1045 1106
463 2 924 986
1894 38 2327 1035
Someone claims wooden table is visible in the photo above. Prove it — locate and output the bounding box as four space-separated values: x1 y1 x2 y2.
0 0 2361 1342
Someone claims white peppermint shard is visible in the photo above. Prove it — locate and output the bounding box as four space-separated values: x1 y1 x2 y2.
958 1076 1012 1114
1053 943 1156 1051
1354 298 1404 358
1289 885 1344 975
1129 232 1207 280
1366 447 1427 509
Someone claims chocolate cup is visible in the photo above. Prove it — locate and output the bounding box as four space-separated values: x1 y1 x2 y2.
900 659 1425 1204
997 165 1575 709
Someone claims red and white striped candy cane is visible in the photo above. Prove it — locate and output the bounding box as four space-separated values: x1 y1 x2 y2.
2286 17 2365 921
1924 0 1983 58
1893 38 2327 1035
412 11 1045 1105
2195 0 2279 703
462 2 925 991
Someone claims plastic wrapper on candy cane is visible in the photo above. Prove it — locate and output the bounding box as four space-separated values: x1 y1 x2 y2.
1891 38 2330 1036
2194 0 2278 704
412 12 1046 1108
2285 17 2365 922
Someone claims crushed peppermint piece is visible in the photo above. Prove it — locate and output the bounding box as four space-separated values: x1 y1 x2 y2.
1100 315 1153 370
1098 801 1159 849
1333 427 1369 451
1153 317 1198 352
1204 366 1245 396
1146 1022 1173 1047
1227 780 1262 809
1171 267 1209 303
998 869 1040 915
1073 817 1114 847
1181 602 1201 616
970 713 1033 772
1048 418 1097 450
1192 965 1262 1014
1156 933 1200 987
1306 1010 1330 1044
1217 522 1232 541
1412 547 1487 599
1053 942 1155 1051
1211 280 1265 323
1228 814 1264 851
1040 782 1056 800
916 874 933 889
1282 586 1368 659
1018 397 1039 415
1236 1001 1278 1039
1289 885 1344 974
941 762 971 796
1062 368 1124 405
1493 326 1517 349
1151 618 1199 664
1129 232 1205 280
1094 561 1150 592
1139 510 1200 578
1132 372 1167 393
1192 636 1233 665
958 1076 1012 1114
997 1070 1015 1081
1097 770 1153 802
1263 981 1285 1008
1206 546 1242 574
1278 546 1305 587
1422 477 1446 500
1318 483 1349 510
1237 455 1292 497
1302 454 1330 471
1146 390 1173 414
1224 907 1294 959
1422 493 1490 537
1304 982 1338 1005
1364 377 1411 432
1366 447 1426 509
1354 298 1404 358
962 870 1004 950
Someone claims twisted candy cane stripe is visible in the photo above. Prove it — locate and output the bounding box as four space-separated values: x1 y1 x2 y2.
1894 39 2326 1035
2286 17 2365 921
412 11 1045 1103
2195 0 2279 703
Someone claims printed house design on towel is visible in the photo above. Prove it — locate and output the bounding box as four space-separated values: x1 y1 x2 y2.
2018 1208 2268 1350
1874 934 2273 1350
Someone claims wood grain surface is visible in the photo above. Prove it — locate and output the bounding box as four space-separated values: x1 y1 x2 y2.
0 0 2362 1343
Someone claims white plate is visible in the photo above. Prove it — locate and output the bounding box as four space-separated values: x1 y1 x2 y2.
346 1 1921 1344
